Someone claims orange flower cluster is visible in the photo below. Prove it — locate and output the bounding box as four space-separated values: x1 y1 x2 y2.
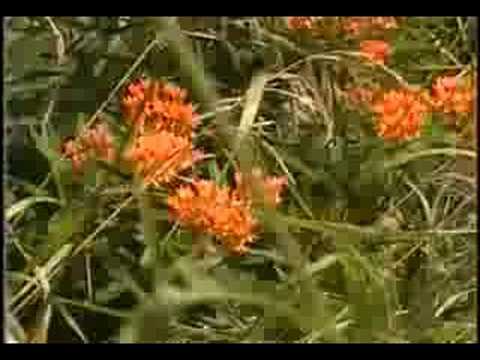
61 122 116 174
371 88 429 141
168 179 258 255
430 75 474 116
168 169 288 255
121 78 201 186
342 17 398 37
124 131 202 187
360 40 391 65
234 168 289 208
346 71 476 141
287 17 315 30
122 78 198 138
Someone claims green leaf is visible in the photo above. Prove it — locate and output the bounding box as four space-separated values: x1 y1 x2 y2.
207 160 219 181
46 205 87 252
422 114 449 140
55 303 89 343
6 196 61 222
281 215 376 240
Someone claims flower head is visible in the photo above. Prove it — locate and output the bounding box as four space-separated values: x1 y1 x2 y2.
61 137 88 174
342 17 398 37
371 88 429 141
431 75 474 115
61 121 116 174
168 179 259 255
287 17 315 30
234 168 288 208
168 168 288 255
370 17 399 30
124 131 199 186
122 78 198 138
80 122 116 162
360 40 391 65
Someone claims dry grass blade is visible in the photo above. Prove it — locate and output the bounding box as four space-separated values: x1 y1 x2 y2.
435 289 476 318
26 303 52 343
10 244 73 313
403 176 434 227
331 50 409 87
233 71 268 152
5 312 27 343
268 53 340 82
44 17 66 65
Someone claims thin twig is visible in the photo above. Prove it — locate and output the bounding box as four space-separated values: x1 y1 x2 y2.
85 38 160 129
72 196 134 257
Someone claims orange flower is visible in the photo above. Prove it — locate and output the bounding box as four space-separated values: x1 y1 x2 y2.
80 122 116 162
122 78 146 119
124 131 199 186
61 137 88 174
262 175 289 207
121 78 198 138
61 122 116 174
431 75 474 115
360 40 391 65
370 17 398 30
371 89 429 141
287 17 314 30
168 179 259 255
168 169 288 255
342 17 398 37
234 168 288 208
342 17 365 36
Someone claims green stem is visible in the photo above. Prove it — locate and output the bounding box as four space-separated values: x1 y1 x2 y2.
133 179 159 282
51 296 130 318
384 148 476 170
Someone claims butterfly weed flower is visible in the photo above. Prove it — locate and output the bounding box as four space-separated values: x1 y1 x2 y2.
121 78 198 138
287 17 315 30
430 75 475 116
342 17 398 37
61 137 89 175
234 168 288 208
123 130 200 187
80 122 116 162
168 179 259 255
370 17 399 30
371 88 429 141
342 17 365 37
428 75 476 140
122 77 146 122
61 122 116 174
360 40 391 65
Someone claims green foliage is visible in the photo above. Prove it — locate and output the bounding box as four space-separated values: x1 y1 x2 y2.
5 16 477 343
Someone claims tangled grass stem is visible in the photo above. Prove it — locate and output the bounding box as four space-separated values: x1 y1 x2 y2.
384 148 477 170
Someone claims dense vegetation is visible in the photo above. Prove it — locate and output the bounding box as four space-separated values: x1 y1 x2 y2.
4 16 477 343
